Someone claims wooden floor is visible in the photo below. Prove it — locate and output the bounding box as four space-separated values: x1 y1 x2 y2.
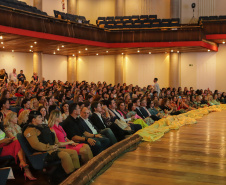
91 111 226 185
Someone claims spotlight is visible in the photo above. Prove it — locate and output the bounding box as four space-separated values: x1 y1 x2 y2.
171 50 174 52
34 42 37 44
61 45 64 47
149 52 151 54
3 46 5 48
12 50 14 52
0 36 3 39
30 45 33 48
78 51 81 53
122 53 124 55
72 54 75 56
57 48 60 51
85 48 88 50
208 49 210 52
53 51 56 54
96 53 99 55
106 51 108 53
1 42 3 44
29 50 32 52
137 50 140 53
177 51 180 53
223 41 225 44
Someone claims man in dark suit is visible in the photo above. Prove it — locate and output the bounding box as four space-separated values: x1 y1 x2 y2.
61 103 110 156
78 107 117 146
133 98 160 121
90 101 127 141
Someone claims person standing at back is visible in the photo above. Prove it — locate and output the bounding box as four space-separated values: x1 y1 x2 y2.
153 78 160 97
9 68 17 83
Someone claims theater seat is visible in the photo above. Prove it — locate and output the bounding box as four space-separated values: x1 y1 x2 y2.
17 133 61 170
0 167 10 185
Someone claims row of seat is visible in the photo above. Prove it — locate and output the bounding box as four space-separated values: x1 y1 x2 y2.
0 0 47 16
97 15 158 25
199 15 226 22
98 18 180 29
54 10 90 24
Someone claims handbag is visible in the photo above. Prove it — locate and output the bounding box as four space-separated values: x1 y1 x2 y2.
114 119 131 131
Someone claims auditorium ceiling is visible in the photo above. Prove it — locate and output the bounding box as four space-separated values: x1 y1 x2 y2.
0 32 219 56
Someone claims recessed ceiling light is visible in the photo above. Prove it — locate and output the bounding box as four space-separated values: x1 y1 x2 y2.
177 51 180 53
57 48 60 51
1 42 3 44
223 41 225 44
3 46 5 48
12 50 14 52
85 48 88 50
72 54 75 56
149 52 151 54
208 49 210 52
96 53 99 55
30 45 33 48
29 49 32 52
106 51 108 53
137 50 140 53
61 45 64 47
0 36 3 39
53 51 56 54
122 53 124 55
78 51 81 53
34 42 37 44
171 50 174 52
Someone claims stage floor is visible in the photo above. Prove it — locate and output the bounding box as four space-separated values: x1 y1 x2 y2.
91 111 226 185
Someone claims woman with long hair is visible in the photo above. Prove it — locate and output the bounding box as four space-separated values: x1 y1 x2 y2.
48 110 93 164
2 112 36 180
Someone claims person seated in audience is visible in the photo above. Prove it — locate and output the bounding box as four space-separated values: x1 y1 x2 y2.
126 103 148 128
49 110 93 164
79 107 116 145
30 98 39 111
220 92 225 104
147 100 162 118
0 98 12 120
211 94 221 105
90 101 127 141
18 110 30 128
159 98 174 115
107 99 142 132
18 99 31 116
131 98 154 125
200 95 209 106
58 93 66 106
61 103 110 156
2 111 36 180
65 90 73 101
61 102 70 121
31 72 39 82
15 87 24 97
38 106 48 124
23 111 80 176
37 96 45 107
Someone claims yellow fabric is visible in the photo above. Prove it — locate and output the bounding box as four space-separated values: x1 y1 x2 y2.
136 104 226 142
133 119 148 129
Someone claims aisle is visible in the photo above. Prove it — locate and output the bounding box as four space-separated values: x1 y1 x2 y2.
91 111 226 185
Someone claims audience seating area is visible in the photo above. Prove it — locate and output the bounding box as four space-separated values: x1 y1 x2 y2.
0 0 47 15
54 10 90 24
199 15 226 24
96 15 180 29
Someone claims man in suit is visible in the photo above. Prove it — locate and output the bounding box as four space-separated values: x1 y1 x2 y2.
90 101 127 141
133 98 160 121
61 103 110 156
106 99 142 132
78 107 117 146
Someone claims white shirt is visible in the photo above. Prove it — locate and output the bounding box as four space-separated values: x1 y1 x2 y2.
9 72 17 82
94 112 106 128
81 117 98 134
154 82 160 96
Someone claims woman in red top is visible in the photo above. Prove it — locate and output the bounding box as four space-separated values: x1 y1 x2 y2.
48 110 93 164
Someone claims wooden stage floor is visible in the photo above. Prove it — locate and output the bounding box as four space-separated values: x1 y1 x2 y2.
91 111 226 185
